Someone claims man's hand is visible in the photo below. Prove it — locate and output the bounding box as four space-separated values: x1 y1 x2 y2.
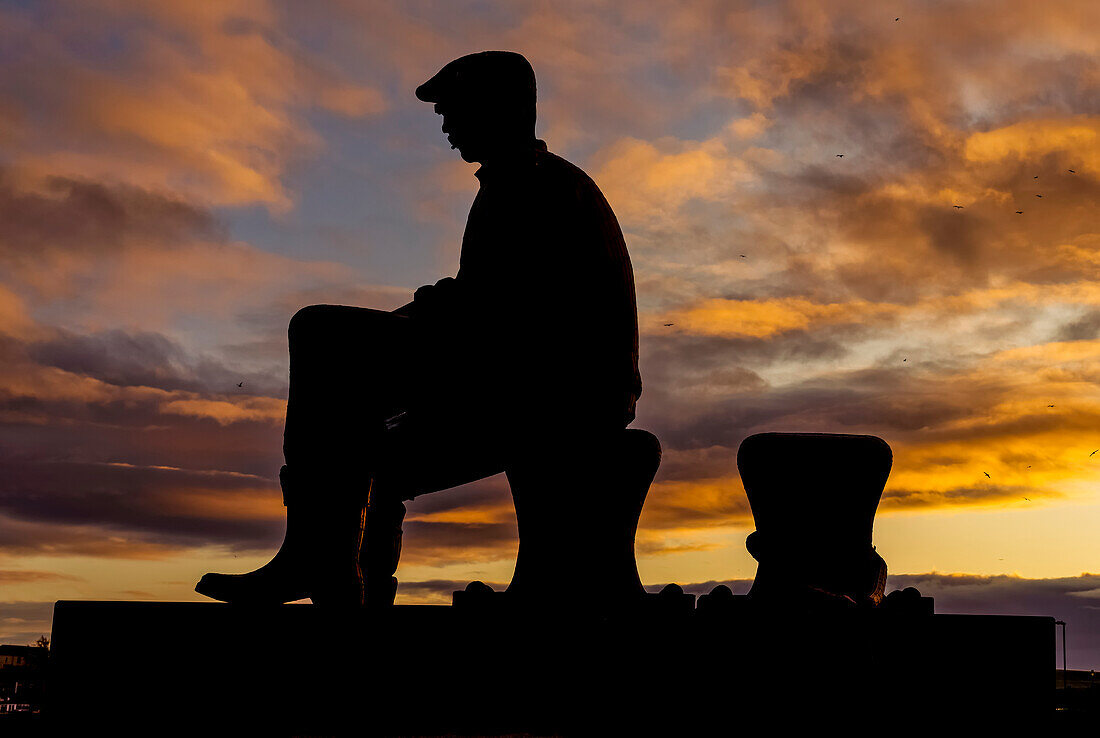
413 276 459 314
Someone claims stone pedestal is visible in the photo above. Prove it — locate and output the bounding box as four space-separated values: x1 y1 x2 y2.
48 600 1054 731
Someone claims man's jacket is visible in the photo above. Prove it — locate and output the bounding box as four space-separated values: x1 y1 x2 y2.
417 139 642 429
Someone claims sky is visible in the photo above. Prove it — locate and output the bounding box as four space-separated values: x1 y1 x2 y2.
1 0 1099 665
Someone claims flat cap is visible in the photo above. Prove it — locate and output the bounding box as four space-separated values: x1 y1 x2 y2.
415 51 536 106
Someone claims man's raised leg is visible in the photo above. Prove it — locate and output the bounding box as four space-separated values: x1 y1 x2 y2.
196 305 415 607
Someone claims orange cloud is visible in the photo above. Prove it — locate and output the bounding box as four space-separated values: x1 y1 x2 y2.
642 475 751 530
0 570 81 584
2 0 388 209
156 487 282 522
965 117 1100 169
158 397 286 425
0 285 40 341
655 296 884 339
0 351 286 427
0 514 187 560
316 84 388 118
592 136 754 223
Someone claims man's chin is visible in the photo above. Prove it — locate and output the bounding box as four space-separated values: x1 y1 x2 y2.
457 148 481 163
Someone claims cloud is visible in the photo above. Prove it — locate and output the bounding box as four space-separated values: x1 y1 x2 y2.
159 397 285 426
965 117 1100 170
0 348 287 431
655 296 892 339
0 570 81 585
0 171 219 259
592 135 754 225
0 515 188 560
315 84 388 118
641 476 751 531
0 168 370 348
0 601 54 645
26 328 292 397
400 520 518 567
0 0 389 209
0 286 41 341
0 460 284 555
1055 309 1100 341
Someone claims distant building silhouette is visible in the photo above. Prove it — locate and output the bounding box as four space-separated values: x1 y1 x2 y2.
1057 669 1100 716
0 644 47 716
0 645 42 670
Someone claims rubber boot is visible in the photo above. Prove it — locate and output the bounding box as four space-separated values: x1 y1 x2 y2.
360 490 406 608
195 465 367 607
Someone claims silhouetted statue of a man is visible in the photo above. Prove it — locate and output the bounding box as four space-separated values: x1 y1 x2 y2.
196 51 642 607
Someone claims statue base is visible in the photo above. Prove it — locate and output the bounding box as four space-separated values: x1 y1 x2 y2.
48 600 1054 731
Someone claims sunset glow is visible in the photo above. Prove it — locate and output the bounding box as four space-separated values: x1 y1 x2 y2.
1 0 1098 664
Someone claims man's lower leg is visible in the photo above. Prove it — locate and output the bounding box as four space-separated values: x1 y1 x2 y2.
195 465 369 607
361 489 406 607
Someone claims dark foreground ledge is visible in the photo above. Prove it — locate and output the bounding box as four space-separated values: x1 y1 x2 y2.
48 600 1054 733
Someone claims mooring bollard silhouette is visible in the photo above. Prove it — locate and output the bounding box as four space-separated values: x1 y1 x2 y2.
737 432 891 609
508 427 661 604
455 428 661 608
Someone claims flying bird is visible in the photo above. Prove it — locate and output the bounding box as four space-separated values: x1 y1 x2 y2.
1034 175 1039 179
953 205 964 209
740 254 746 258
1048 404 1055 408
237 382 243 388
1035 194 1043 198
895 17 900 21
902 358 908 362
664 323 674 327
984 472 991 478
1068 169 1076 174
1091 450 1097 457
1026 465 1031 469
836 154 844 158
1024 497 1031 502
1015 210 1023 214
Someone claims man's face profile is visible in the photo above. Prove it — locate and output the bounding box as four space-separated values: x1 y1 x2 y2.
434 96 526 164
435 100 486 163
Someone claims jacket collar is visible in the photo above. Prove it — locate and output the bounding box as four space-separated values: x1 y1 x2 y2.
474 139 547 183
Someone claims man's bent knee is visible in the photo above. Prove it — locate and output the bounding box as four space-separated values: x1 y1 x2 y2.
288 304 338 342
289 304 399 343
